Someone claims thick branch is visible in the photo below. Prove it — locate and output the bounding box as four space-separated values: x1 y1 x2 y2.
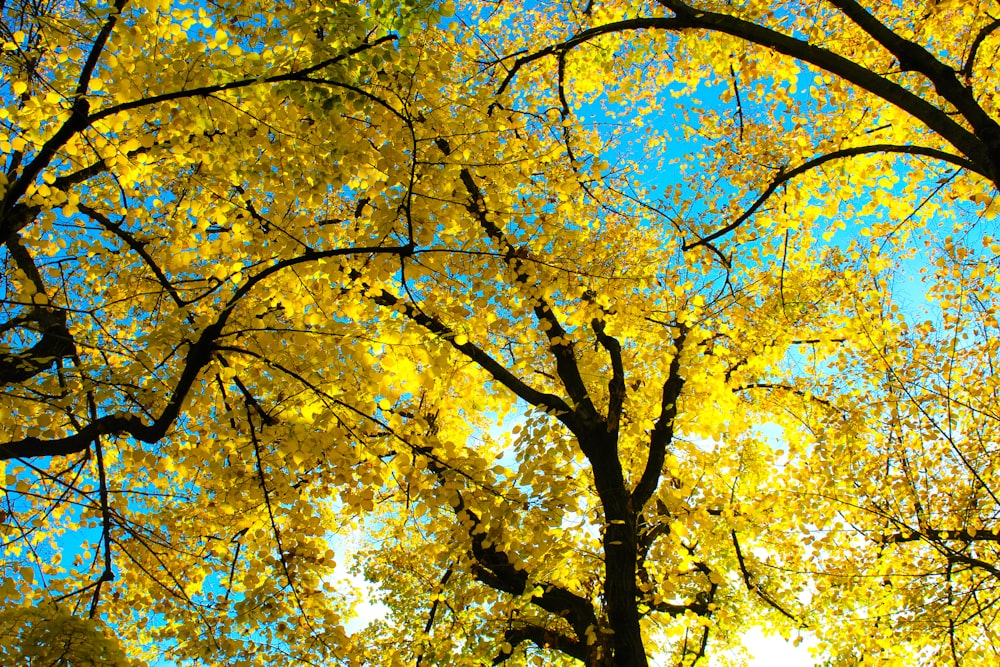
435 140 646 666
0 97 90 239
76 0 129 97
442 140 603 433
824 0 1000 154
0 234 75 385
423 444 599 660
492 624 587 664
632 328 686 511
654 0 998 182
943 550 1000 579
441 483 599 649
591 316 625 435
468 528 599 643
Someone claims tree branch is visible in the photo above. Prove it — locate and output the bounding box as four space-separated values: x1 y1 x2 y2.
661 0 998 181
632 327 686 511
732 530 797 621
0 243 410 459
823 0 1000 154
76 0 129 97
0 234 75 386
963 16 1000 78
591 315 626 436
683 144 984 250
492 624 586 664
880 527 1000 544
369 289 572 418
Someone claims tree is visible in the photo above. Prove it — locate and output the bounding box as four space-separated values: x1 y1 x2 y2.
339 1 1000 664
459 1 999 663
340 129 847 666
2 0 998 666
756 229 1000 665
1 0 444 661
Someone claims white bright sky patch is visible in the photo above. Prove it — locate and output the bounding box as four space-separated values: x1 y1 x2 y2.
326 533 390 635
731 628 818 667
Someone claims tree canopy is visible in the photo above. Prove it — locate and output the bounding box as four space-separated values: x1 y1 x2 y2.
1 0 999 666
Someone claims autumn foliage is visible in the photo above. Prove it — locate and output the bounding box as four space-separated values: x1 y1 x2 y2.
2 0 999 665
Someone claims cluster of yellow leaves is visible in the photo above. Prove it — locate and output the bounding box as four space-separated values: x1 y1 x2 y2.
2 0 1000 665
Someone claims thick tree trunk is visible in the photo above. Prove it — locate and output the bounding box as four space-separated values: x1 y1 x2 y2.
585 424 648 667
602 495 647 667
